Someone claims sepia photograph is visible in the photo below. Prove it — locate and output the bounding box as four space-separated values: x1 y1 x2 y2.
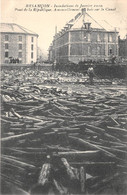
1 0 127 194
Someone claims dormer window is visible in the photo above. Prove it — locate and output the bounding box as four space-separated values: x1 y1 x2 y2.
83 22 91 30
67 24 73 29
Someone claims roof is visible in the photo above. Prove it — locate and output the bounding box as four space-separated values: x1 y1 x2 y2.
70 12 105 30
64 10 117 32
0 23 38 36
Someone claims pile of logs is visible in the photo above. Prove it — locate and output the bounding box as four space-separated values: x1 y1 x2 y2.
1 69 127 194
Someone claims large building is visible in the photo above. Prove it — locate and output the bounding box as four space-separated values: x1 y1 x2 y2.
49 9 119 64
0 23 38 64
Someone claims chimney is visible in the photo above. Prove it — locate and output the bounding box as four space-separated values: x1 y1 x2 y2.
82 8 86 23
55 26 57 35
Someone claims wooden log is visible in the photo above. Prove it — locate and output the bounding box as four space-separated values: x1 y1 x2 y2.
47 145 76 152
90 173 119 190
2 155 35 169
38 163 51 185
1 173 23 187
53 179 68 194
1 118 12 124
85 128 100 136
12 186 30 195
94 144 127 157
52 127 80 133
2 147 29 155
34 122 57 133
61 158 78 180
10 123 25 128
4 102 33 109
9 127 24 131
46 115 74 120
1 116 20 122
84 123 105 133
29 183 54 195
54 101 71 111
68 133 80 136
57 151 99 159
80 166 86 193
34 121 50 127
116 107 127 114
117 164 127 172
108 116 120 126
68 136 116 158
70 161 116 166
1 161 26 171
107 126 127 133
10 108 23 119
99 139 126 147
30 94 49 103
28 104 46 113
117 114 127 117
9 109 46 123
75 116 99 121
23 116 45 123
52 104 72 116
57 99 93 110
1 132 34 142
103 133 122 143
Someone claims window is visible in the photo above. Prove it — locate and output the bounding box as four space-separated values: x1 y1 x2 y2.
19 36 22 42
31 52 33 58
97 46 101 55
109 48 112 55
18 52 22 58
31 37 34 42
97 34 100 42
31 44 33 50
5 43 9 49
83 32 87 40
104 33 108 41
5 52 9 57
5 35 9 41
19 44 22 50
88 46 91 55
88 33 91 41
109 35 112 42
31 61 33 63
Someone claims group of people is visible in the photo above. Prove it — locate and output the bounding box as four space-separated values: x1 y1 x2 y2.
9 57 20 64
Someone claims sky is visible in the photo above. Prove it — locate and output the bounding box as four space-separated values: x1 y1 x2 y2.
1 0 127 58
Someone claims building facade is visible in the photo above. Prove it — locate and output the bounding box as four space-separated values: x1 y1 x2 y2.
0 23 38 64
49 9 119 64
118 35 127 59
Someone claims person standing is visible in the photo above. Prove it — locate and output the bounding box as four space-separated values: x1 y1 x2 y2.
87 65 94 85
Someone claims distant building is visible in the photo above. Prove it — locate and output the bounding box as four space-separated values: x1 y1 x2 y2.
48 44 53 63
49 9 119 64
118 35 127 59
0 23 38 64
